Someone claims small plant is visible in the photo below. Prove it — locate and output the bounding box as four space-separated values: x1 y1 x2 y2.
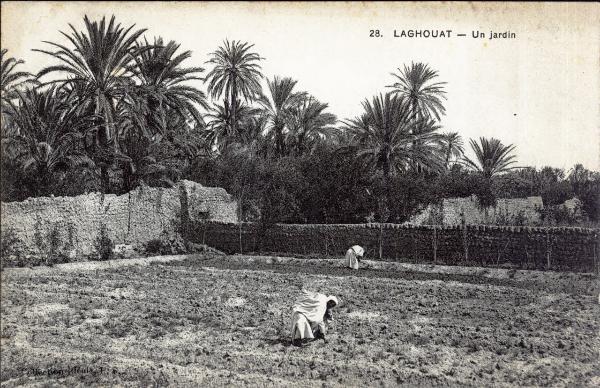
144 231 189 256
64 223 76 253
93 224 114 261
513 210 527 226
0 228 24 269
1 228 20 258
45 224 70 266
33 218 46 253
145 238 164 255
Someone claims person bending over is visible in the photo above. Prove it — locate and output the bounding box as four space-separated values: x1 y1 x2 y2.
290 289 338 346
345 245 365 270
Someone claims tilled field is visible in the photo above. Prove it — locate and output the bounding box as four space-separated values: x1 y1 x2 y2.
1 255 599 387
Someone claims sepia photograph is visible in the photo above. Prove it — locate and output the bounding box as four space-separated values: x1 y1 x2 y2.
1 1 599 386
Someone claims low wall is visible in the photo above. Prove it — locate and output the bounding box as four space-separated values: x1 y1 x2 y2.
187 222 599 273
410 195 543 225
1 180 237 257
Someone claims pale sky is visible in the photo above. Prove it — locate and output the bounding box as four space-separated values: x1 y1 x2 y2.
2 2 599 171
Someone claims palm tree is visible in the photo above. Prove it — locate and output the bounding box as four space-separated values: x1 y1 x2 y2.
120 132 185 190
462 137 517 179
1 49 37 135
204 100 261 153
205 40 263 138
539 166 565 182
387 62 447 121
440 132 464 169
109 37 210 191
4 87 94 195
235 113 270 157
130 37 208 133
1 49 37 103
34 15 147 192
285 96 337 156
567 163 591 195
566 164 599 221
258 76 306 156
343 93 444 181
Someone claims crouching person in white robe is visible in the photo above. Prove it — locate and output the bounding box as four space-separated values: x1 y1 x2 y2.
345 245 364 270
290 290 338 346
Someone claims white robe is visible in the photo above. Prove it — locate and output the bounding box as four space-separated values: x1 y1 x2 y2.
345 245 364 270
290 290 338 340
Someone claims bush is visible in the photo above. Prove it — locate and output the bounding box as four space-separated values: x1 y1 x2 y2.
1 224 74 268
31 222 70 266
1 228 24 268
493 173 536 198
540 181 573 206
144 232 188 256
93 224 114 261
1 228 21 257
45 225 69 266
536 205 585 226
385 174 437 223
145 238 163 255
576 182 600 222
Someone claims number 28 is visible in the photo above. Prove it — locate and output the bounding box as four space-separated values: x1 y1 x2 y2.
369 30 381 37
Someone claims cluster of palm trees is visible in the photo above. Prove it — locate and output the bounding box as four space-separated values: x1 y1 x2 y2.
1 15 520 202
341 64 518 184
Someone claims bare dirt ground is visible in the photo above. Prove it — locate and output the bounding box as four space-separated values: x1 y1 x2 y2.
1 254 599 387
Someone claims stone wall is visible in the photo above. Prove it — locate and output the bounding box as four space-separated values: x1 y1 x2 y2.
0 180 237 257
187 222 599 273
410 195 544 226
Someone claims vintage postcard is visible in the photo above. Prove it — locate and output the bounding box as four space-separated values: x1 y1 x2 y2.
1 2 599 386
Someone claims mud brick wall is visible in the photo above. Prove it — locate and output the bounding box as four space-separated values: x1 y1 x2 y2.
1 180 237 257
189 222 599 273
410 195 543 225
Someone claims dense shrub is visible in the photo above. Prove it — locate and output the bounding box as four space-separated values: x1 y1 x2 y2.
145 239 163 255
0 228 21 258
540 182 574 206
1 226 71 268
537 204 585 226
93 225 115 261
298 148 372 223
144 232 188 256
31 222 70 266
0 228 24 268
575 180 600 222
45 225 69 266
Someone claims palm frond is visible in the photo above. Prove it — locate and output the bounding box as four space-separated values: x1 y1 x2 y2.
342 93 445 177
387 62 447 121
461 137 517 178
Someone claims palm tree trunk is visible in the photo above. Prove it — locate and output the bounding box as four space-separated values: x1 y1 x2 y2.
39 165 50 197
122 162 133 192
382 157 392 222
231 79 237 136
100 165 110 194
273 120 284 157
410 97 425 174
238 186 245 253
383 157 391 182
95 95 113 194
296 130 306 157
